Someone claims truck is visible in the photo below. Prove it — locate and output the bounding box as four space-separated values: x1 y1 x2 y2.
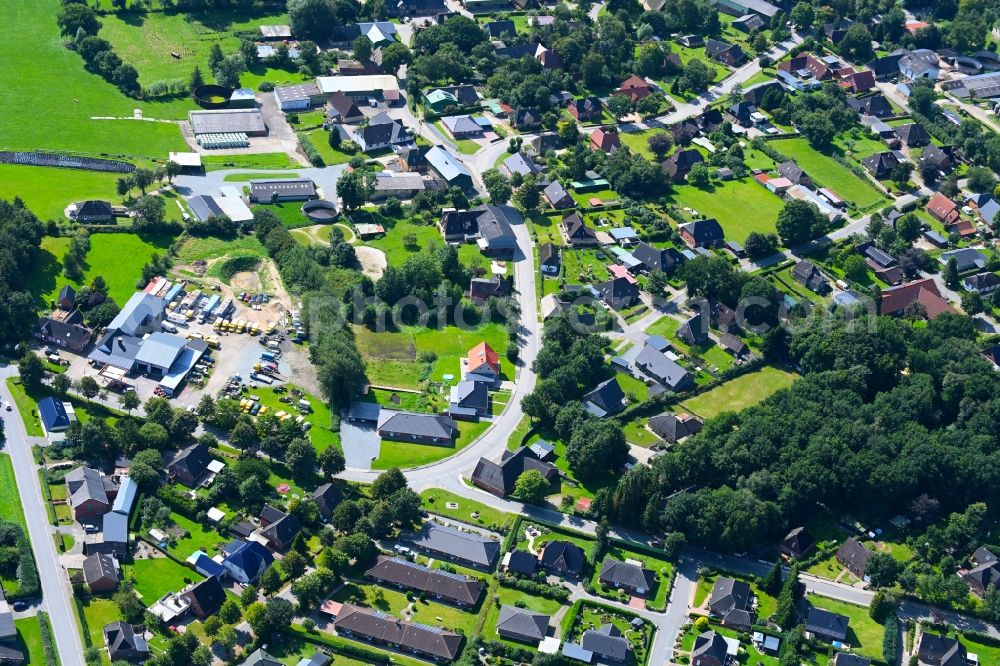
261 351 277 362
249 372 272 385
161 321 178 334
267 340 280 351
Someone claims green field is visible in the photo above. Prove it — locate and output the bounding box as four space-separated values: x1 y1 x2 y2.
364 216 445 268
126 556 202 603
0 165 123 222
222 172 301 183
15 616 48 666
770 137 888 211
421 488 514 529
175 234 267 263
202 153 301 171
670 178 785 243
680 366 796 419
0 0 189 160
77 596 121 658
618 130 659 159
97 8 291 86
354 322 510 389
0 456 28 532
5 379 44 438
28 232 175 308
303 128 357 165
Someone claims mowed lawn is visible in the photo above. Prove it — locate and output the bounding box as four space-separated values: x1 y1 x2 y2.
0 456 28 532
98 9 292 86
670 179 784 243
0 165 122 221
354 322 510 389
372 419 489 469
770 138 887 210
364 217 444 267
126 557 202 603
807 596 885 661
331 582 479 635
680 366 796 419
0 0 188 160
28 232 175 309
15 616 47 666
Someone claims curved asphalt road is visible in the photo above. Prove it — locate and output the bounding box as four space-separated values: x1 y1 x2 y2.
0 367 84 666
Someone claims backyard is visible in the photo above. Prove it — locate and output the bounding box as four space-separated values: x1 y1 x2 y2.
125 556 203 604
679 366 797 419
806 596 885 661
372 419 490 469
592 543 674 610
421 488 514 529
669 178 785 243
770 137 888 211
28 231 176 308
692 569 777 620
331 582 479 635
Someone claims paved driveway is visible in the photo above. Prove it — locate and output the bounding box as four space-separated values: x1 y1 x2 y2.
339 420 380 469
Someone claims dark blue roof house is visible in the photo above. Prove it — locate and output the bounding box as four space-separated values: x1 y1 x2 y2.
190 552 228 580
222 540 274 584
38 397 73 433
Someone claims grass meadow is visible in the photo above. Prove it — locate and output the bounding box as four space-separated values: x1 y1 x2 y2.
679 366 796 419
770 137 888 211
669 178 785 243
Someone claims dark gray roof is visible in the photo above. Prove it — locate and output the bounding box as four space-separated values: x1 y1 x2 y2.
451 379 489 412
377 411 459 440
261 512 302 547
583 377 626 416
805 607 849 641
66 466 110 509
895 123 931 147
334 604 463 661
708 577 752 618
83 553 118 586
182 575 226 614
472 447 557 496
679 218 724 245
596 277 639 310
409 523 500 567
647 412 702 442
631 241 678 273
633 345 691 390
917 633 967 666
104 622 150 661
832 654 870 666
167 442 212 483
974 546 998 566
496 605 548 641
544 180 571 205
539 540 585 575
249 178 317 200
502 152 540 177
599 558 655 591
692 630 728 665
366 556 484 605
442 115 482 135
505 550 538 575
581 625 630 661
242 648 284 666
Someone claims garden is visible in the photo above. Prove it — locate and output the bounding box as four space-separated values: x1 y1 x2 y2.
668 178 785 243
678 365 797 419
768 137 888 212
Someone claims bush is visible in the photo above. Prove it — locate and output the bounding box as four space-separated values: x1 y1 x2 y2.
298 132 325 167
258 81 275 92
497 572 570 601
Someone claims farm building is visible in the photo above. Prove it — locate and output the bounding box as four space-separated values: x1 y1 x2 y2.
188 109 266 136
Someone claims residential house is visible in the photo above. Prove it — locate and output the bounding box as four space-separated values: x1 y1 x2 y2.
38 397 75 434
82 553 119 593
467 341 500 383
484 19 516 38
442 114 484 139
243 649 284 666
631 241 680 274
539 243 561 276
973 547 998 567
647 412 703 443
438 206 517 253
447 380 489 418
377 411 458 445
706 39 746 67
895 122 931 147
779 527 815 560
806 607 850 643
789 259 830 294
678 35 704 47
848 94 894 118
334 604 463 661
561 212 598 245
916 633 967 666
581 625 630 663
471 446 558 497
927 192 960 225
259 509 301 551
598 558 655 596
512 108 542 130
720 332 748 358
469 275 512 303
66 466 115 521
504 550 538 575
778 160 812 187
69 200 114 224
966 193 999 227
879 278 956 319
866 53 905 80
862 152 900 179
899 49 940 80
330 21 398 47
34 316 92 352
679 218 724 248
618 75 654 102
633 345 693 391
366 556 484 606
590 126 621 153
940 248 987 273
963 561 1000 596
539 541 586 577
596 276 639 310
544 181 575 209
921 144 957 173
500 152 540 179
568 97 603 121
583 377 626 417
353 113 412 153
691 630 728 666
677 312 708 345
496 606 549 644
963 272 1000 294
708 577 754 629
836 538 873 581
104 622 150 663
527 132 563 155
408 522 500 569
311 483 343 522
833 655 871 666
661 149 705 184
221 540 274 584
842 70 876 93
864 245 903 285
181 576 226 618
726 101 758 126
166 442 211 487
733 13 765 32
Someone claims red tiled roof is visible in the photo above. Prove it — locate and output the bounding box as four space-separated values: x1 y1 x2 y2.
879 278 956 318
468 341 500 375
927 192 959 223
950 220 977 237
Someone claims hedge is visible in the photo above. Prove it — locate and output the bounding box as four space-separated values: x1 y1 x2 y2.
288 624 394 664
39 612 60 666
496 572 570 602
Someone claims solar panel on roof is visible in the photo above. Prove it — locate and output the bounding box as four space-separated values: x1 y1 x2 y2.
411 623 444 634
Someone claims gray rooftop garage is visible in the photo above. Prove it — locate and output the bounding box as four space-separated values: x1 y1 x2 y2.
188 109 267 135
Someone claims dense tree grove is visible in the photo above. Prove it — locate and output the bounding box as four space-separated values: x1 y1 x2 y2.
595 312 1000 551
0 200 44 351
